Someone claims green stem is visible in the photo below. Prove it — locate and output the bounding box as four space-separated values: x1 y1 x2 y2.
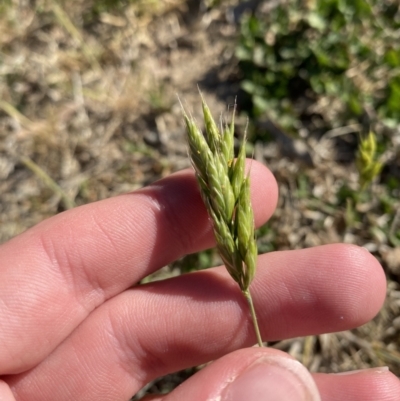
242 288 264 347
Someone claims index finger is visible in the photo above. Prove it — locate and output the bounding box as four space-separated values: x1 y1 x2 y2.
0 162 278 374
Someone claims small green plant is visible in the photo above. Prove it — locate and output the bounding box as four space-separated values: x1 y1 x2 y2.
356 131 383 190
236 0 400 129
182 94 263 347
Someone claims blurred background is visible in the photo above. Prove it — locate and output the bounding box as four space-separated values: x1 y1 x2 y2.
0 0 399 398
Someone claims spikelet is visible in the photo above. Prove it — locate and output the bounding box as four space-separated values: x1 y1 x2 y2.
356 131 383 190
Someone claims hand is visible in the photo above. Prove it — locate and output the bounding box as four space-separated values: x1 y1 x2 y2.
0 163 399 401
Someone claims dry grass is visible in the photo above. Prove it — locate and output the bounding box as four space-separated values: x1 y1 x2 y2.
0 0 399 398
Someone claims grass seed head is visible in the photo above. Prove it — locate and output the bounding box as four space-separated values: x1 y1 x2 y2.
356 131 383 190
182 95 258 292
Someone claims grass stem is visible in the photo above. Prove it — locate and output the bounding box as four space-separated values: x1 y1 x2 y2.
242 288 264 347
20 156 76 210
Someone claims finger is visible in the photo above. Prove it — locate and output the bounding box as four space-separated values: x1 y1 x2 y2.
162 348 321 401
128 363 400 401
0 162 278 374
313 369 400 401
0 380 16 401
8 244 386 401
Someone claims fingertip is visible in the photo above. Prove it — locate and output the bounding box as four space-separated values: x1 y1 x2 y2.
314 368 400 401
254 243 387 338
333 244 386 324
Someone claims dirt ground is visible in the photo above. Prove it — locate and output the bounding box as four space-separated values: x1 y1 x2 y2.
1 0 399 398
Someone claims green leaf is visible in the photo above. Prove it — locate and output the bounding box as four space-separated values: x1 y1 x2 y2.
307 12 327 31
385 49 400 67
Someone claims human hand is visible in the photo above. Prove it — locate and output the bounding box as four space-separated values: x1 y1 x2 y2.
0 162 399 401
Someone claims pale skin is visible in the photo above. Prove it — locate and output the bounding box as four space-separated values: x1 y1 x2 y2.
0 162 399 400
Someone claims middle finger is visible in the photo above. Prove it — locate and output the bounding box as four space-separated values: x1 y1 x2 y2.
9 244 385 401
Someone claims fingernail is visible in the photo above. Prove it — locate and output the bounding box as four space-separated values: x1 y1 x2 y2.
222 356 321 401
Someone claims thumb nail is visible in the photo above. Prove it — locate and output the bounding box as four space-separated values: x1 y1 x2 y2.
222 355 321 401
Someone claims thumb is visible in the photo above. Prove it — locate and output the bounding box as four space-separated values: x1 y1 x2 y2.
163 348 321 401
0 380 16 401
221 351 321 401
